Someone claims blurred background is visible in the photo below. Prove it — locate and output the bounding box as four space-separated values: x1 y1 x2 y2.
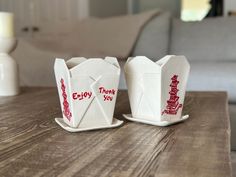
0 0 231 37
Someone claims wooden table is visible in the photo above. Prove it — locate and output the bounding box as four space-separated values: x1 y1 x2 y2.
0 88 232 177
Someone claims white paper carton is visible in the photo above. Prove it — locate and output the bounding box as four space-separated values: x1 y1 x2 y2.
54 57 123 132
123 55 190 126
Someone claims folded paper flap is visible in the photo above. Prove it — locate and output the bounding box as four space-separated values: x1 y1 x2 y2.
54 58 70 78
124 56 161 74
66 57 87 69
156 55 174 67
126 57 133 63
54 58 67 69
160 55 190 70
70 58 120 78
54 57 120 79
104 56 120 68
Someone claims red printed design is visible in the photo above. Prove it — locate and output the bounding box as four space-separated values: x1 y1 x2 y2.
99 87 116 101
72 91 92 100
60 78 72 121
72 87 116 102
162 75 182 115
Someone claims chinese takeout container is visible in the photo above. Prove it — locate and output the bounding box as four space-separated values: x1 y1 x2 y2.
123 55 190 126
54 57 123 132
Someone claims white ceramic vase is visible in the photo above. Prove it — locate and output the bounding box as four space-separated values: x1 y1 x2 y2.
0 37 20 96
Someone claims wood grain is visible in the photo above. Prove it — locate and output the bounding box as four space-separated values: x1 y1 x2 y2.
0 88 232 177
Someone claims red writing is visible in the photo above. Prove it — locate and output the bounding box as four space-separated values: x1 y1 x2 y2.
99 87 116 101
162 75 182 115
72 91 92 100
60 78 72 121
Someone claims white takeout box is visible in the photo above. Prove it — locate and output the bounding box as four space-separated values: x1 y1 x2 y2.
54 57 123 132
123 55 190 126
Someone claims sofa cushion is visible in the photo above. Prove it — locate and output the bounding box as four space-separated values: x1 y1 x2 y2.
132 12 171 61
187 61 236 102
170 17 236 61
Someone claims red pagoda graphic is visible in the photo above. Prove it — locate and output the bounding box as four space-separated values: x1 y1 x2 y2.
162 75 182 115
60 78 72 121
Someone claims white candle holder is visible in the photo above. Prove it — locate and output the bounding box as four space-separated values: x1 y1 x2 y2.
0 37 20 96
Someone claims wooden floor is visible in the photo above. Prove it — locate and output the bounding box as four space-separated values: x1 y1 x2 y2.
0 88 232 177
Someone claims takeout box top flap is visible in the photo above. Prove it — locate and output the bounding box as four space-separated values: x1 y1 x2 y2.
156 55 174 67
104 56 120 68
54 58 70 79
158 55 190 70
54 57 120 78
66 57 87 69
124 56 161 74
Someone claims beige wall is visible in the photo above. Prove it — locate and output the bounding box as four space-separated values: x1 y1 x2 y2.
0 0 90 36
225 0 236 16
